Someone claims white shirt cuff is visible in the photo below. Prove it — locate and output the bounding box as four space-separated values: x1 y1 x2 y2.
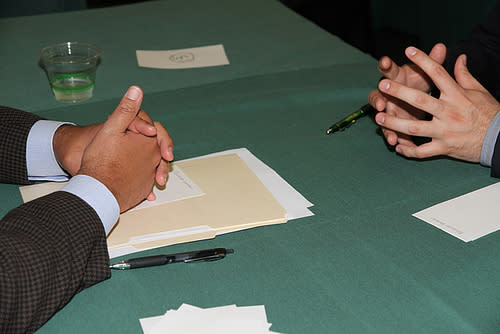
480 110 500 167
26 120 73 181
61 174 120 236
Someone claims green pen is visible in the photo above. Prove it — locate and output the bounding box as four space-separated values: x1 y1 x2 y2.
326 104 374 134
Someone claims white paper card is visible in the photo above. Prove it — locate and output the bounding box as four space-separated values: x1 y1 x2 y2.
130 165 204 211
412 182 500 242
136 44 229 69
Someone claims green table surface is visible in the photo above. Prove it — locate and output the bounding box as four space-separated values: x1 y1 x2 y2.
1 1 499 333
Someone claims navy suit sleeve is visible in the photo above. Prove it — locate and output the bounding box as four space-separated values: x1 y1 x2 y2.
440 3 500 176
444 2 500 101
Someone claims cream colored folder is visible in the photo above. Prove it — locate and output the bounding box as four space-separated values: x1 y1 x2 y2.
20 154 287 256
108 154 287 252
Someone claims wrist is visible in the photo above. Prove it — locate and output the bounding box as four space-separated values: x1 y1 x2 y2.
53 123 101 176
77 166 125 213
53 124 75 173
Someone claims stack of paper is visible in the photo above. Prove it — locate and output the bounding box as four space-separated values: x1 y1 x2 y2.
19 148 314 258
140 304 282 334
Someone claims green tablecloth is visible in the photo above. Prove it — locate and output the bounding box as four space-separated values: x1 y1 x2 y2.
0 1 498 333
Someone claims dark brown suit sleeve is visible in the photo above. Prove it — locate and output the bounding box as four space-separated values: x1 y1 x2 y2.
0 107 111 333
0 106 44 185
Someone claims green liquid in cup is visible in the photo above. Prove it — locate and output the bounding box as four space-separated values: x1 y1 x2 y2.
50 72 94 103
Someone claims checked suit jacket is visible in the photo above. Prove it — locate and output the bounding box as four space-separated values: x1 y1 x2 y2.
0 106 111 333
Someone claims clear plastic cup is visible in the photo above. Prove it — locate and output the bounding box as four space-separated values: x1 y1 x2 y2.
39 42 101 103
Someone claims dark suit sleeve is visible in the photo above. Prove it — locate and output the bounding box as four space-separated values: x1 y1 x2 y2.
490 132 500 177
0 106 44 185
0 192 111 333
0 107 111 333
441 3 500 176
444 2 500 101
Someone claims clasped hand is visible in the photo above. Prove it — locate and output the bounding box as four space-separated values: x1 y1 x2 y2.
369 43 500 162
54 86 174 212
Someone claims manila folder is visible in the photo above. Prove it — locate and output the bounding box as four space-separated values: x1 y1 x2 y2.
107 153 287 250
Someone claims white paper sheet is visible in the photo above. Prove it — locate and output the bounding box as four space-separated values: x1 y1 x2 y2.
136 44 229 69
412 182 500 242
140 304 282 334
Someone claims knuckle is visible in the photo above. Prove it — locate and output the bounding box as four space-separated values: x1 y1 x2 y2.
119 100 137 114
413 147 432 159
368 91 376 104
413 150 425 159
139 111 153 123
407 123 420 135
415 94 427 107
428 63 448 79
386 104 397 115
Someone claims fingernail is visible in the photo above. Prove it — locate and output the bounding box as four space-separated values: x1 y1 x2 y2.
380 80 390 91
168 147 174 160
376 113 385 124
395 146 402 154
126 86 141 101
462 54 467 66
407 47 417 56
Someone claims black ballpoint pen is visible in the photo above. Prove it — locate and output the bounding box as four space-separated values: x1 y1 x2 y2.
110 248 234 270
326 103 374 134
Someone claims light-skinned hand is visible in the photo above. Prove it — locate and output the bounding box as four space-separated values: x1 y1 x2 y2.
368 43 447 146
374 46 500 162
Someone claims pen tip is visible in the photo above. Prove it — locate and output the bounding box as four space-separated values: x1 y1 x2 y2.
326 129 332 135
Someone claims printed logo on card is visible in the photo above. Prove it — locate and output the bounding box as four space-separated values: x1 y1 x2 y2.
169 52 195 63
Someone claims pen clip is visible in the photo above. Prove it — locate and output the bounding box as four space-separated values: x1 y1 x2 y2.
184 253 225 263
183 248 233 263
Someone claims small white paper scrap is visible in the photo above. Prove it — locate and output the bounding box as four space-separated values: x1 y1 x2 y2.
130 165 204 211
136 44 229 69
140 304 283 334
412 182 500 242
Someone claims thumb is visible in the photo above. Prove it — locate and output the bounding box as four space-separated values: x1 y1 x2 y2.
103 85 144 133
454 54 486 91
